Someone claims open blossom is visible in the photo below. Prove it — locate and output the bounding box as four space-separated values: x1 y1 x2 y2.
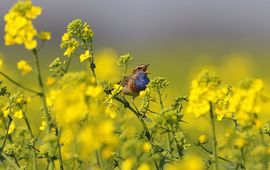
234 138 248 149
39 121 47 131
8 121 15 134
198 134 207 144
142 142 152 153
14 110 23 119
38 32 51 41
165 155 204 170
4 0 42 50
138 163 151 170
80 50 91 62
61 33 70 41
17 60 32 75
0 59 3 68
61 38 79 57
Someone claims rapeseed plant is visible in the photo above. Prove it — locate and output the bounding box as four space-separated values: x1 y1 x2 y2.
0 1 269 170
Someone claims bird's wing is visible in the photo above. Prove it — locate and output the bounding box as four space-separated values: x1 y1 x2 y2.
118 76 130 86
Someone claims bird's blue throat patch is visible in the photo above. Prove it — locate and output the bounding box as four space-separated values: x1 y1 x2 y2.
135 72 150 91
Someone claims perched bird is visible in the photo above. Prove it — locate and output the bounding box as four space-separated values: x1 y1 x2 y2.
121 64 150 99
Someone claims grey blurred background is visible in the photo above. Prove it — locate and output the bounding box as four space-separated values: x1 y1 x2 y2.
1 0 270 49
1 0 270 93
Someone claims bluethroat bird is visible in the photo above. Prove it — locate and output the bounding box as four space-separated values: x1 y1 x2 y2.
121 64 150 100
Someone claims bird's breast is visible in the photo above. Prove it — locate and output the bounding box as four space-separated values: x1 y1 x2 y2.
135 74 150 92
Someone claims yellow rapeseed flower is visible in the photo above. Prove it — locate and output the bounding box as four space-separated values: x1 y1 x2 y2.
8 121 15 134
38 31 51 41
234 137 248 149
234 138 247 149
39 121 47 131
101 147 113 159
86 85 103 98
198 134 207 144
26 5 42 19
14 110 23 119
17 60 32 75
143 142 152 153
105 103 118 118
64 46 76 57
61 33 70 41
46 76 56 86
121 159 133 170
140 88 151 98
3 107 9 117
80 50 91 62
165 154 204 170
0 59 3 67
95 49 120 81
138 163 151 170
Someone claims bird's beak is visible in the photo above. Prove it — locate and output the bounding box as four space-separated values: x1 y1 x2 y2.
143 64 150 72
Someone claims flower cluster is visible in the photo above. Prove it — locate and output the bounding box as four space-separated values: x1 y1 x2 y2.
47 72 118 161
60 19 94 62
4 0 49 50
117 53 133 66
187 70 232 119
230 78 264 126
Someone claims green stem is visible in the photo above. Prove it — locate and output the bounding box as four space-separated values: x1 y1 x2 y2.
260 130 269 169
12 155 21 168
95 150 104 168
198 144 235 165
0 72 41 95
22 110 37 170
157 90 164 110
158 91 173 160
32 49 52 132
1 116 12 152
167 131 173 158
89 39 97 86
171 127 184 158
56 128 64 170
240 149 246 169
124 63 128 76
32 49 55 170
158 90 173 159
96 151 101 167
64 57 72 73
209 102 219 170
1 153 20 169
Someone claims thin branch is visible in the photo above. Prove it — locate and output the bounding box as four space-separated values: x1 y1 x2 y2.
32 49 55 170
0 72 41 95
198 144 235 165
1 116 12 151
64 57 72 73
209 102 219 170
1 153 20 169
22 109 37 170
